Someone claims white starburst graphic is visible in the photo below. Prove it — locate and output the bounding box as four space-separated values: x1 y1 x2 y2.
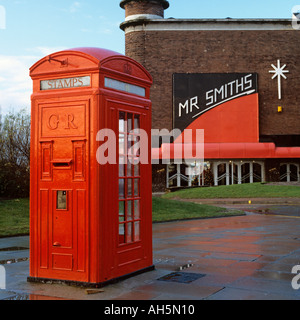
269 60 289 100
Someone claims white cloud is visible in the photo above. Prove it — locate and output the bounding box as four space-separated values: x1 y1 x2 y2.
80 28 92 33
0 55 38 114
0 46 72 115
56 1 82 15
98 28 113 35
34 46 67 56
70 2 81 13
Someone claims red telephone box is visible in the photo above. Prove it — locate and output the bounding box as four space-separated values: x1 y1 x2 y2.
28 47 153 287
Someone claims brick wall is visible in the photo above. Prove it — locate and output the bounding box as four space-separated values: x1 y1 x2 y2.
125 29 300 136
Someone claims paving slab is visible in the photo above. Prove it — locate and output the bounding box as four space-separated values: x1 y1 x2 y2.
1 210 300 300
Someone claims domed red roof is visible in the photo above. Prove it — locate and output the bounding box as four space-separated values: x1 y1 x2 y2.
67 47 124 62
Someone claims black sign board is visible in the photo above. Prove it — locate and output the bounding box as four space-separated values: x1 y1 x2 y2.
173 73 258 131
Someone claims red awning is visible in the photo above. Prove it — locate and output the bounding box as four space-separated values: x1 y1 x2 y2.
152 142 300 160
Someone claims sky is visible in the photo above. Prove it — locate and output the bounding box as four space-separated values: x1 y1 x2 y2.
0 0 298 115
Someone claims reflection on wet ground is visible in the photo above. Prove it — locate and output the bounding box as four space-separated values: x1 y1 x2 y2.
222 204 300 217
4 293 68 300
1 205 300 300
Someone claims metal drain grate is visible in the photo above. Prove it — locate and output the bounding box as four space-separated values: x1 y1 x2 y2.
158 272 205 284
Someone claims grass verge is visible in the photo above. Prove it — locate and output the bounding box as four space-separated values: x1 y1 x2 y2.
152 197 244 223
0 197 243 237
0 198 30 237
162 183 300 200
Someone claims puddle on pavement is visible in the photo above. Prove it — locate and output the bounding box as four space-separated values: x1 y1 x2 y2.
0 257 29 265
0 247 29 252
4 293 68 300
0 247 29 265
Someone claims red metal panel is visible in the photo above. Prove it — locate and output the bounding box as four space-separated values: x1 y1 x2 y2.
39 189 49 269
175 94 259 144
75 189 86 273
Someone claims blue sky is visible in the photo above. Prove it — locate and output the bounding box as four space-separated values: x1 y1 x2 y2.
0 0 298 114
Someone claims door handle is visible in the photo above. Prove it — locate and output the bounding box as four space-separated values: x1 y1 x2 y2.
53 242 61 247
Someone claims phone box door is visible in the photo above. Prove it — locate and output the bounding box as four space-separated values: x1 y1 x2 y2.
34 99 89 282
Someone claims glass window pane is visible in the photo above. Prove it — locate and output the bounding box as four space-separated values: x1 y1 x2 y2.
127 200 133 221
127 138 134 156
119 224 125 245
130 83 145 96
119 201 125 222
119 156 125 177
134 115 140 130
127 114 133 132
105 78 125 91
119 134 125 155
105 78 146 97
119 112 125 132
134 162 140 176
127 160 132 177
130 85 145 97
134 179 139 197
134 200 140 219
119 179 125 199
126 223 133 243
127 179 132 197
132 158 140 177
133 136 140 156
134 222 140 242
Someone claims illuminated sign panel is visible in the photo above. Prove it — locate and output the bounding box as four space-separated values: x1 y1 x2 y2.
173 73 258 131
41 76 91 90
105 77 146 97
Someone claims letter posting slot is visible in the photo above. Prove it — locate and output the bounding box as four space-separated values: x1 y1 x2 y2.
28 48 153 287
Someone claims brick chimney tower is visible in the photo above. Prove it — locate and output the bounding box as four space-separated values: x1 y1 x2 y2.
120 0 169 64
120 0 169 23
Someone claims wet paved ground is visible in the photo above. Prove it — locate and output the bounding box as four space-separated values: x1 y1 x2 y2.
0 204 300 300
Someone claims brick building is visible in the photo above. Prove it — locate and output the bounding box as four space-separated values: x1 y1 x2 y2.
120 0 300 191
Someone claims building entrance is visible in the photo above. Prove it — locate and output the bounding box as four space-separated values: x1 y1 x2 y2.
280 163 300 182
166 160 265 188
212 161 264 186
